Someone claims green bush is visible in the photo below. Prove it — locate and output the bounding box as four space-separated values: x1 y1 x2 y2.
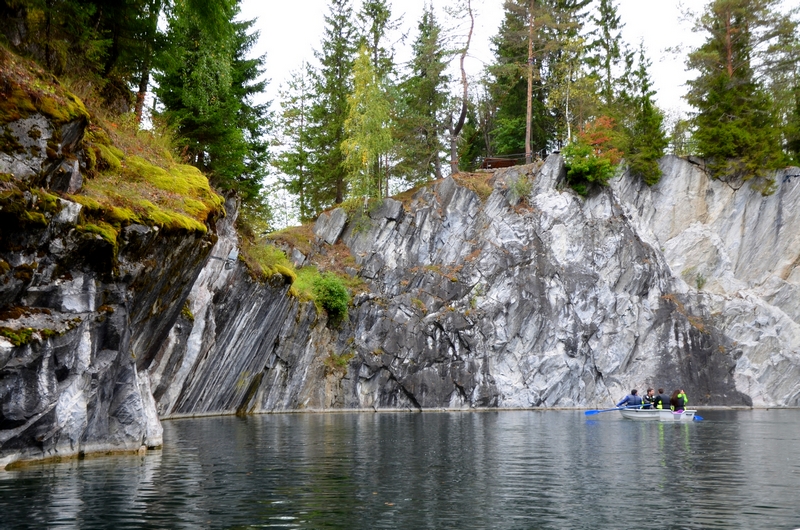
313 272 350 324
562 141 616 195
562 116 623 196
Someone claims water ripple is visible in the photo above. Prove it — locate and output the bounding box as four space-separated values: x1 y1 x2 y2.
2 410 800 528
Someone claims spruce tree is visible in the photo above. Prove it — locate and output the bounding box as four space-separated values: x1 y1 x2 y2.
585 0 627 108
357 0 395 79
395 6 449 184
457 99 489 171
275 67 315 223
155 0 270 201
624 46 668 185
686 0 790 179
307 0 357 206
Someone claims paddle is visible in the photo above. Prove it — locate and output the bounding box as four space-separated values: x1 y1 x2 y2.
584 407 622 415
584 405 645 415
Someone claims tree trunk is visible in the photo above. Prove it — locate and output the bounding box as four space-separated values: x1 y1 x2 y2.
449 0 474 175
525 1 534 164
724 8 734 78
135 65 150 125
434 131 442 179
448 115 458 175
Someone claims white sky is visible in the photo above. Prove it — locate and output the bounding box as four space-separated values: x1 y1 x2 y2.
240 0 702 116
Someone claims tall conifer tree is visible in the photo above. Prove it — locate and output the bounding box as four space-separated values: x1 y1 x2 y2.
275 67 315 222
489 0 550 157
586 0 627 109
488 0 591 155
624 46 668 185
308 0 357 206
686 0 790 179
156 0 270 200
395 5 449 183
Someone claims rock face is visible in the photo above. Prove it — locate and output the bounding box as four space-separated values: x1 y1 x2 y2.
0 199 215 467
4 93 800 468
612 157 800 406
151 155 800 420
0 99 219 465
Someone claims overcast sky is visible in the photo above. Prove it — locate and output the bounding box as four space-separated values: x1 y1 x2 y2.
240 0 703 116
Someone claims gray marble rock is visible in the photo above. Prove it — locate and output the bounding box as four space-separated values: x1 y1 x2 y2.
314 208 348 245
0 111 217 468
156 155 800 420
4 142 800 468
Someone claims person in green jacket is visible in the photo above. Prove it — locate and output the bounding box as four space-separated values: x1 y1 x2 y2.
670 389 688 411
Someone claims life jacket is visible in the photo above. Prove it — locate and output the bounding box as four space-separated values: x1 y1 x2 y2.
675 393 687 410
655 394 670 409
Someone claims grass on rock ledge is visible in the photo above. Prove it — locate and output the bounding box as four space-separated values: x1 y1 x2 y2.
1 45 225 249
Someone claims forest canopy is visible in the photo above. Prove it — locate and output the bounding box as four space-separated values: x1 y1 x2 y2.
1 0 798 227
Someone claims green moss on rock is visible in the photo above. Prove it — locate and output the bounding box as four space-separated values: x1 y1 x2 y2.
0 48 89 126
0 327 34 347
77 222 119 246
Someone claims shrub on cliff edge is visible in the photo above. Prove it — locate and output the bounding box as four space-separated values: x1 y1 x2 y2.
313 272 350 326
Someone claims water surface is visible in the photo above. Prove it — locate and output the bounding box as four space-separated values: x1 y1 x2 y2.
2 410 799 529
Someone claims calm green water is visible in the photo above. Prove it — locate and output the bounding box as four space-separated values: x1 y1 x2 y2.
1 410 799 529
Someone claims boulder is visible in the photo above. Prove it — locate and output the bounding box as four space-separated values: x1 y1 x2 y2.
313 207 348 245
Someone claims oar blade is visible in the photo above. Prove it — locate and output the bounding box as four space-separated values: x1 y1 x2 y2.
693 414 704 421
585 407 621 415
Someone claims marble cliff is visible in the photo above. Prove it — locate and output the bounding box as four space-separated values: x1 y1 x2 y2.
3 74 800 468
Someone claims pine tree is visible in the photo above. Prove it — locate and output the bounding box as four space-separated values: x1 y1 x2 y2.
489 0 550 157
488 0 592 155
342 45 393 200
307 0 357 206
395 6 449 184
686 0 791 179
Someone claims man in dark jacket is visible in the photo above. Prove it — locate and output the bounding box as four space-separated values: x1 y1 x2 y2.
616 389 643 408
643 388 657 408
653 388 670 409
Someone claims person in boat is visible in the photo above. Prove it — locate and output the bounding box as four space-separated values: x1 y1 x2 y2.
678 389 688 409
653 388 671 409
643 388 657 409
670 389 688 411
616 389 643 408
